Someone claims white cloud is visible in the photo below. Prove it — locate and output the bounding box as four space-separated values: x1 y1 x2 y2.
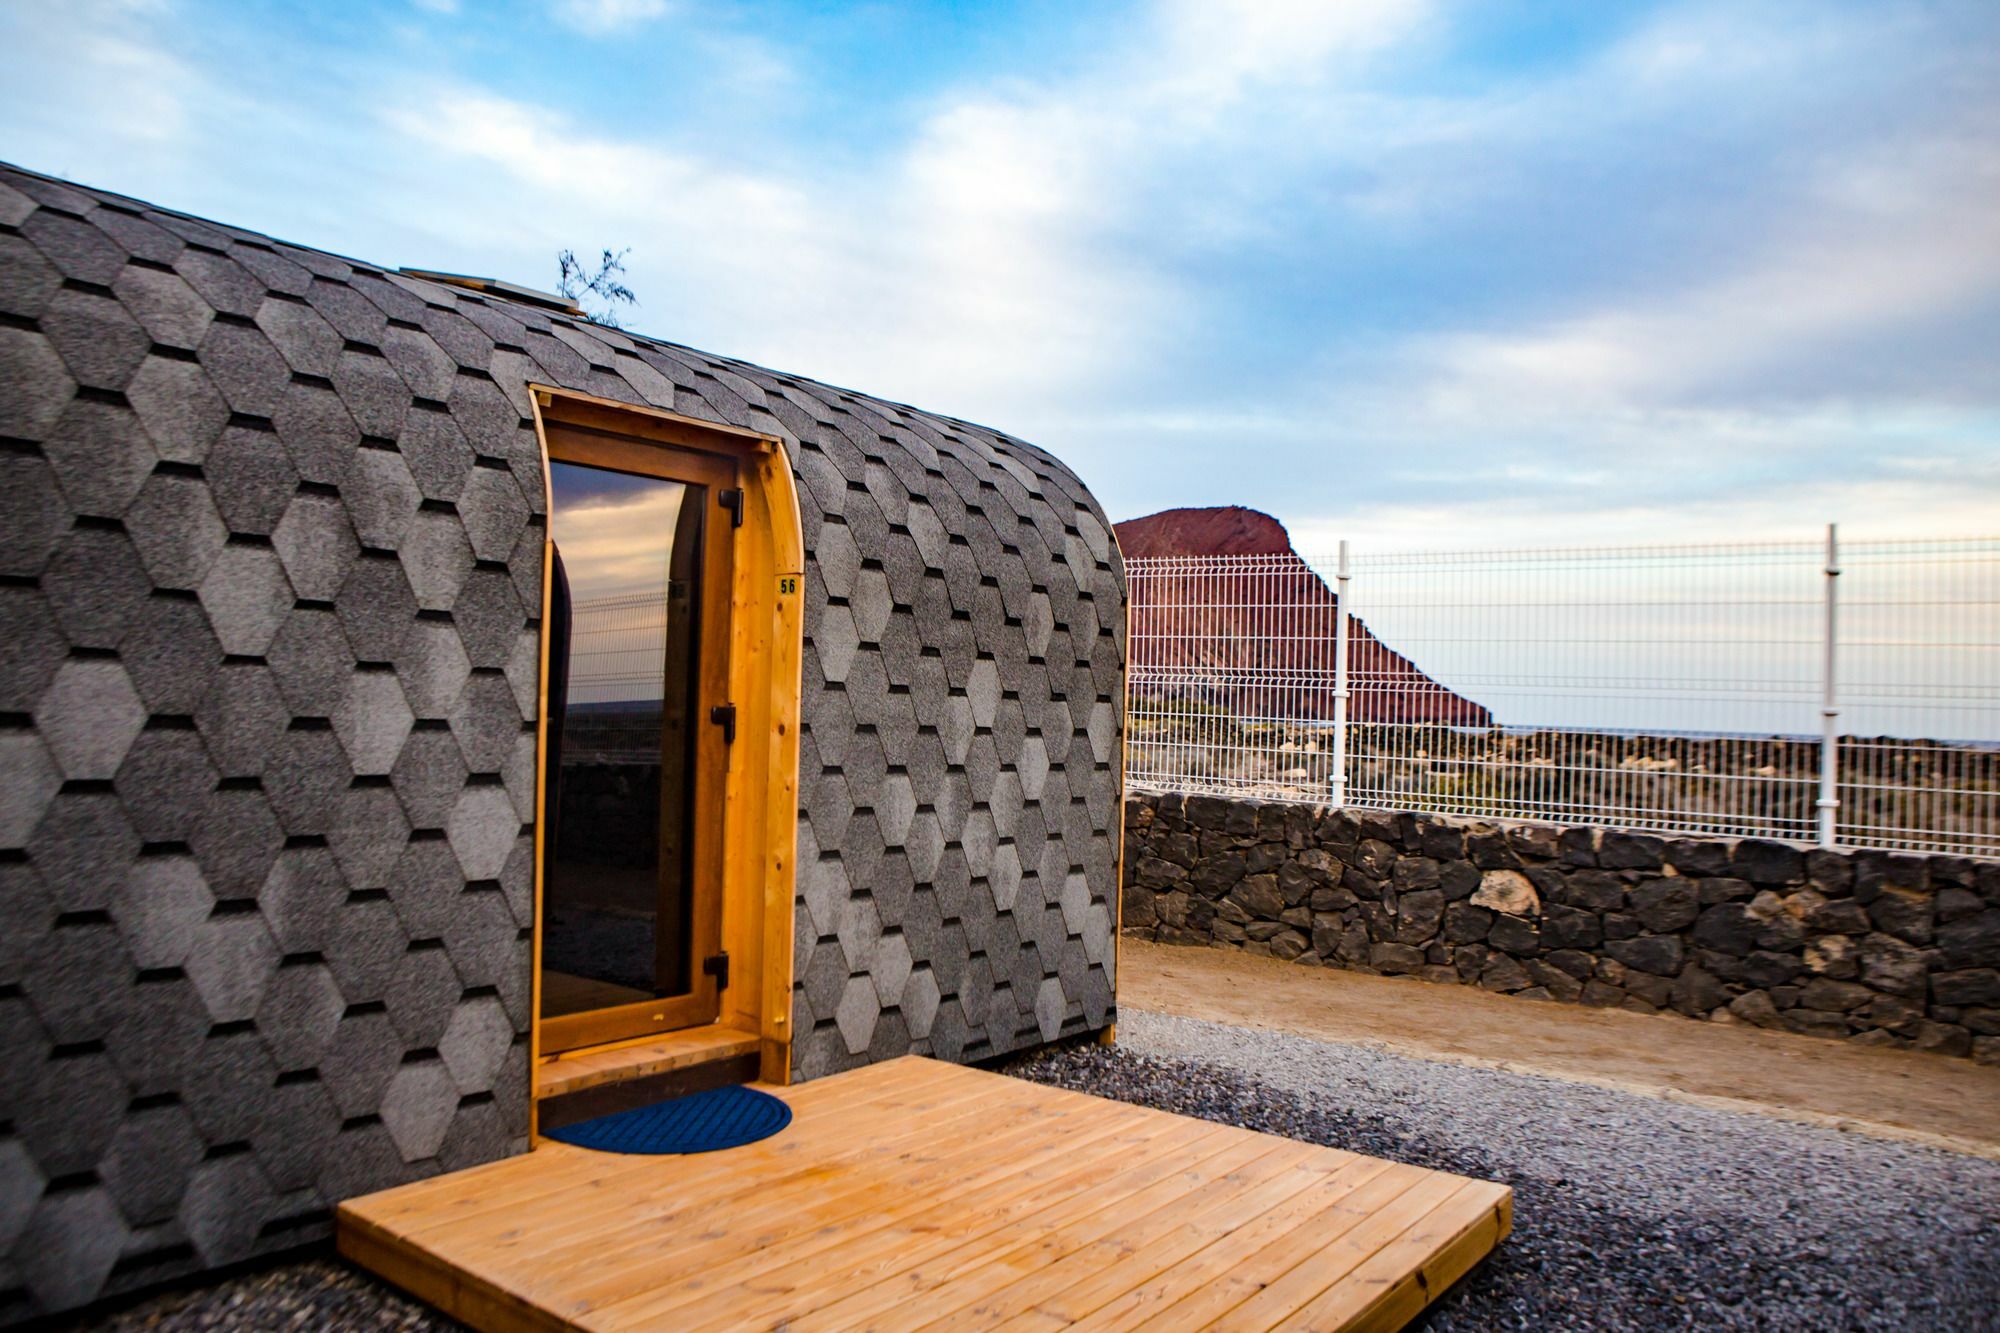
1288 469 2000 552
1149 0 1427 107
4 0 201 150
16 0 1989 558
1425 130 2000 413
374 0 1995 559
550 0 670 36
377 73 1174 416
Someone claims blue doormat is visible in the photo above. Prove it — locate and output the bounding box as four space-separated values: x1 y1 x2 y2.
545 1084 792 1155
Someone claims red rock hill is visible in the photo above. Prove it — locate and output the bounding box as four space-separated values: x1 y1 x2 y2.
1116 507 1492 726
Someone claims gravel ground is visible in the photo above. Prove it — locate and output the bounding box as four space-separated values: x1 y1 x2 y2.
73 1260 451 1331
1001 1009 2000 1331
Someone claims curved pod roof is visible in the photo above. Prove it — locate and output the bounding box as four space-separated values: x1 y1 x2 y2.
0 158 1127 1317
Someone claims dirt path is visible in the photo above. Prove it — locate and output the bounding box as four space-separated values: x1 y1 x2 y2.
1119 937 2000 1156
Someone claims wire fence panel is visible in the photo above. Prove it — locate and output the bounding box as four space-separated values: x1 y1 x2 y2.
1837 538 2000 856
1125 534 2000 858
559 590 670 765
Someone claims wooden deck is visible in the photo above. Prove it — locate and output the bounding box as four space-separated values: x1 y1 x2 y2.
337 1056 1510 1331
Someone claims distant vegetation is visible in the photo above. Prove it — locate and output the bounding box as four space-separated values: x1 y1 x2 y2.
557 246 637 326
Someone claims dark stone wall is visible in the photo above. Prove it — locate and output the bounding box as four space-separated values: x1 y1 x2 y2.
1122 790 2000 1064
0 160 1125 1319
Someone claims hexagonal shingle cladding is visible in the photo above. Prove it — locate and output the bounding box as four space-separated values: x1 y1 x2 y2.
189 787 285 898
340 446 423 550
272 489 361 601
115 729 218 843
42 396 156 518
110 856 214 971
451 567 526 668
198 322 291 418
41 287 150 392
438 995 514 1095
28 790 140 912
834 975 880 1055
391 728 470 831
198 543 293 658
127 471 229 591
399 507 475 611
400 406 474 503
327 785 411 891
449 673 522 775
255 296 342 376
0 455 68 580
16 1185 126 1314
205 424 301 536
397 619 474 720
336 554 419 663
0 159 1127 1319
380 1060 459 1163
457 467 530 561
266 606 354 718
33 659 144 781
447 784 519 881
0 327 76 445
254 960 345 1074
194 661 289 778
132 358 231 471
98 1101 204 1229
332 669 415 776
41 524 150 651
183 913 280 1023
274 377 363 486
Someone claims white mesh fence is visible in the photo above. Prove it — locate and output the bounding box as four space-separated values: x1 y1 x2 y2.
1125 534 2000 858
558 590 670 764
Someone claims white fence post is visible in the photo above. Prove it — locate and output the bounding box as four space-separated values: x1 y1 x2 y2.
1330 539 1352 809
1818 522 1841 849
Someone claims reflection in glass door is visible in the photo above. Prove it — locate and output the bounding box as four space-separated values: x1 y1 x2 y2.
538 443 732 1051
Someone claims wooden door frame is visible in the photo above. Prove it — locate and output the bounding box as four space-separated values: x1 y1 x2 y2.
526 388 805 1111
536 425 737 1054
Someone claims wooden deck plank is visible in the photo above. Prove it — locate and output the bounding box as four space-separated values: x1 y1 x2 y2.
883 1143 1343 1332
1284 1182 1513 1333
1067 1161 1418 1331
1202 1172 1479 1331
415 1063 1036 1265
350 1054 940 1228
337 1213 563 1333
603 1102 1231 1330
991 1156 1409 1332
534 1023 761 1100
345 1056 961 1239
791 1130 1301 1332
337 1056 1509 1333
542 1083 1157 1317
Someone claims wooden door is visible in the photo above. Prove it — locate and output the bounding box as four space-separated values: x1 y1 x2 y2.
537 422 737 1054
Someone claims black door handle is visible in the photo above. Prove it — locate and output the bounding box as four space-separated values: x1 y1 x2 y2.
710 704 736 745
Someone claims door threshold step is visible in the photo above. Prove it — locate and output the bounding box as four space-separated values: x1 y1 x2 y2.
536 1024 761 1102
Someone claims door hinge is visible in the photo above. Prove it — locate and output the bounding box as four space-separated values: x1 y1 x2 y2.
710 703 736 745
719 488 744 528
703 951 730 990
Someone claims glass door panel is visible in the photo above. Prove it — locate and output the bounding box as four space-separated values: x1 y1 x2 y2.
539 457 715 1040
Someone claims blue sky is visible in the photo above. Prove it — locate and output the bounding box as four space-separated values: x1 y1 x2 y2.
5 0 1997 549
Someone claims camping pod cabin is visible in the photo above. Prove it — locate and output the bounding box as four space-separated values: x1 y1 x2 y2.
0 162 1126 1321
